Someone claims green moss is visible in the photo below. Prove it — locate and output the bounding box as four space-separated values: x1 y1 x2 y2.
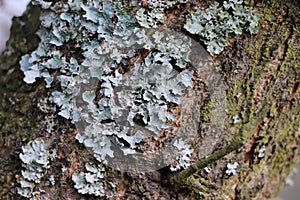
218 1 300 199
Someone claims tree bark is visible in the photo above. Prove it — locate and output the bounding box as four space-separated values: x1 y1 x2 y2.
0 1 299 199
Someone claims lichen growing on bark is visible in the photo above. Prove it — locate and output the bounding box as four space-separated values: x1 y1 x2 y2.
0 0 299 199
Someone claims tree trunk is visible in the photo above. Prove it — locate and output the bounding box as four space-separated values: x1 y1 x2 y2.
0 1 299 199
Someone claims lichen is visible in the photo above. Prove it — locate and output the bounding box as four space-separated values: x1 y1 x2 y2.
17 139 56 198
16 0 262 198
72 163 107 197
225 162 239 176
184 0 259 55
19 0 204 182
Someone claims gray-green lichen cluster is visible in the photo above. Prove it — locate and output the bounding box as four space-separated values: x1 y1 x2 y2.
184 0 259 55
20 0 195 171
72 163 108 197
17 0 259 197
170 138 194 171
136 0 188 28
146 0 188 10
17 139 56 198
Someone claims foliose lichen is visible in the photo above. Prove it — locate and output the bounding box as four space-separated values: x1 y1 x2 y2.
17 139 56 198
136 0 188 28
17 0 259 197
170 138 194 171
225 161 239 176
72 163 109 197
19 0 198 173
184 0 259 55
146 0 188 11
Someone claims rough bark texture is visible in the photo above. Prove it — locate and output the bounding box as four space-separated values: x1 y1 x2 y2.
0 0 299 200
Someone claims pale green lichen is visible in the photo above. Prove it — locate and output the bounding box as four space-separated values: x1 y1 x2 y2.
72 163 108 197
20 0 198 175
17 139 56 198
184 0 259 55
146 0 188 11
136 8 164 28
225 162 239 176
135 0 188 28
18 0 229 197
170 139 194 171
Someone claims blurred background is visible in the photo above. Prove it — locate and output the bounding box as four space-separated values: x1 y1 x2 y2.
0 0 298 199
0 0 30 52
